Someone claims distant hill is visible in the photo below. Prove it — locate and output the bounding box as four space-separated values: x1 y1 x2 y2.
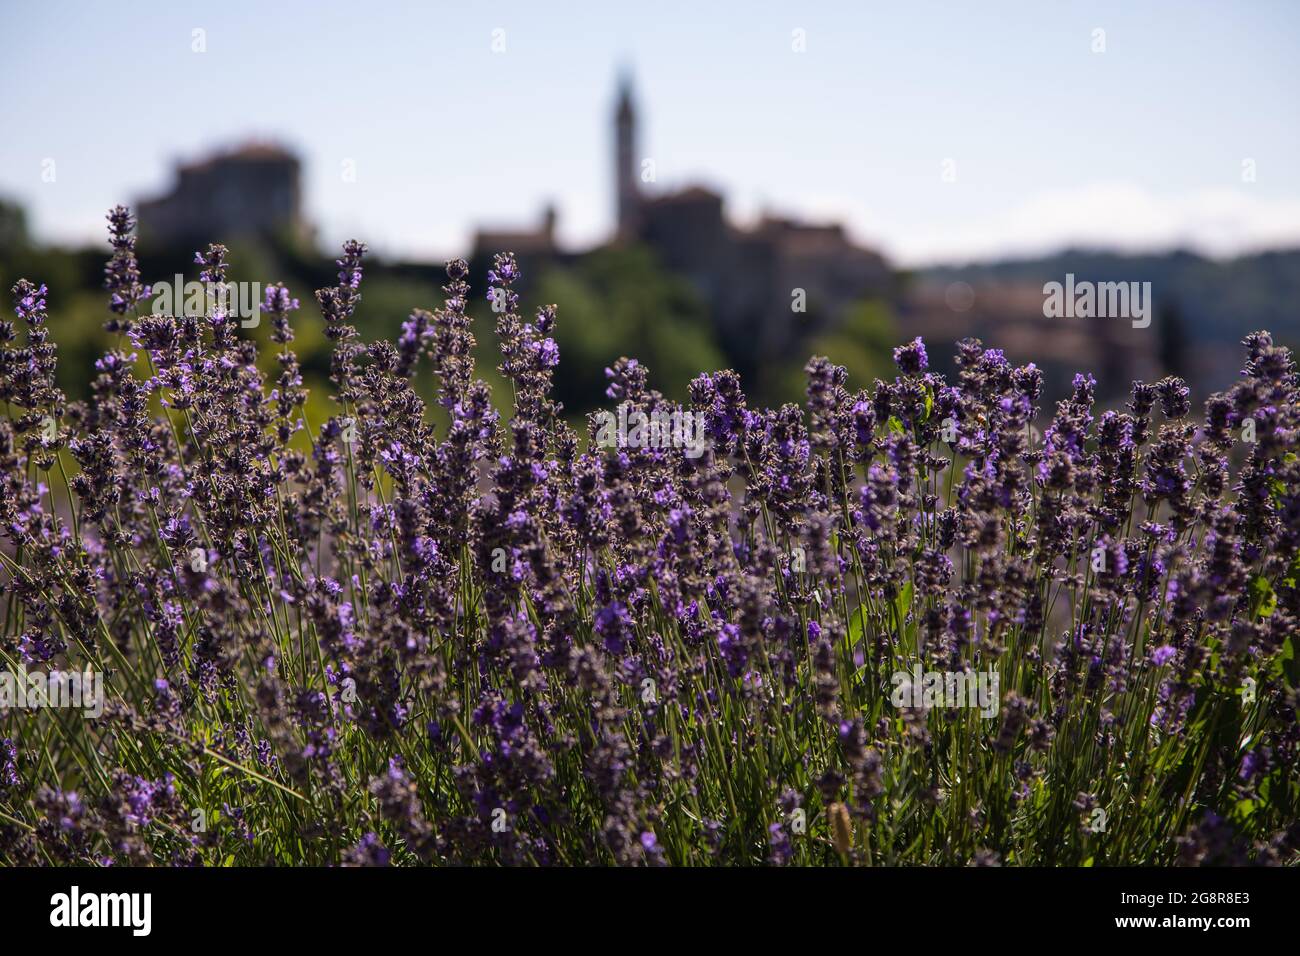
919 248 1300 350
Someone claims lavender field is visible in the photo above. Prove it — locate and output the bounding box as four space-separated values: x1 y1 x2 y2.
0 208 1297 867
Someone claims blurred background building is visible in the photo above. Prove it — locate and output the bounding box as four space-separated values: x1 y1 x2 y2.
137 143 311 248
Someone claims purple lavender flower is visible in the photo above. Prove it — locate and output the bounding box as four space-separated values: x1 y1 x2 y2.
893 336 929 375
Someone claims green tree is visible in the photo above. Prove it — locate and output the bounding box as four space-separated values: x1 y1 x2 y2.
774 298 898 405
533 245 726 414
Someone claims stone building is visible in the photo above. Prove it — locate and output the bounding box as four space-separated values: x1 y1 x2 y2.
615 80 893 375
137 142 308 247
470 204 562 286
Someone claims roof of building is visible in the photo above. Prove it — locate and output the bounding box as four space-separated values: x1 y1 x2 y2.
643 185 724 207
178 142 300 174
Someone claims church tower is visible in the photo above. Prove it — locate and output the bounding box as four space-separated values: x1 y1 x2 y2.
614 73 639 239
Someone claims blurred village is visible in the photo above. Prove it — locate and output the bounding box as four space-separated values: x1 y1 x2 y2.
2 77 1297 422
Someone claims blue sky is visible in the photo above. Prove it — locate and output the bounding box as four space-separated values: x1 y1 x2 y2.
2 0 1298 265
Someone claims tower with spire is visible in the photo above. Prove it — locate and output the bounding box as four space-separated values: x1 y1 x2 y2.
614 72 639 240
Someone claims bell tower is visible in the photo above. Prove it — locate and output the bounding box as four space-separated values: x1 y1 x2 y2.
615 73 639 239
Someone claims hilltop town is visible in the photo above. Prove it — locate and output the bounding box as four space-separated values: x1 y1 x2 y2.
116 77 1293 407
